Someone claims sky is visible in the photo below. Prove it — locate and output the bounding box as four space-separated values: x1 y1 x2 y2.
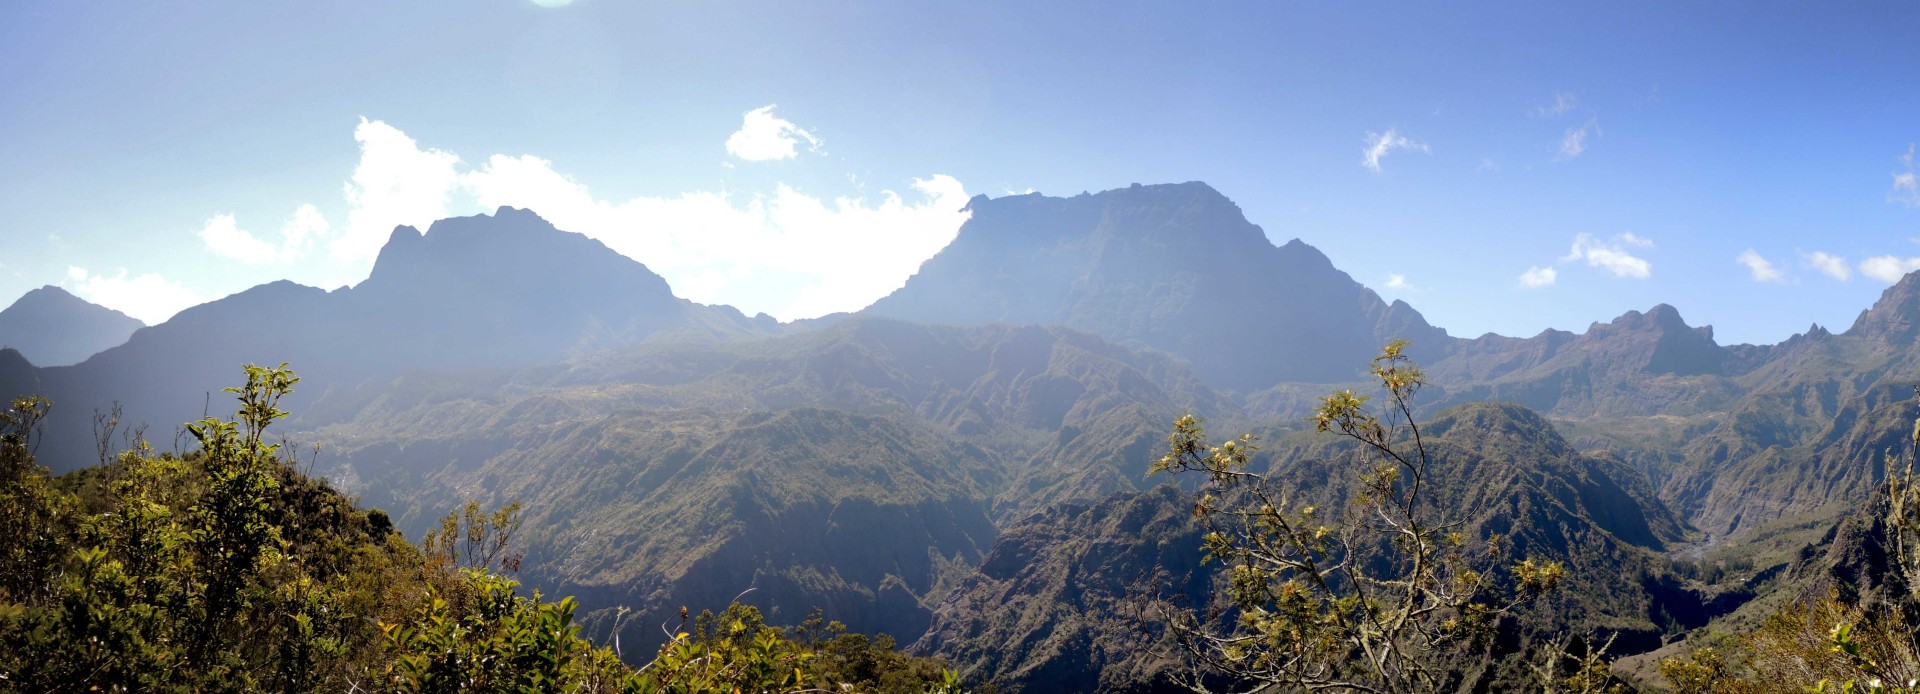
5 2 1920 345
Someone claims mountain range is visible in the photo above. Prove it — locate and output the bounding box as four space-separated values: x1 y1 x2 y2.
7 181 1920 691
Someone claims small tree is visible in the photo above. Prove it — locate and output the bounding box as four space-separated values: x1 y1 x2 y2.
1151 340 1563 692
423 500 525 573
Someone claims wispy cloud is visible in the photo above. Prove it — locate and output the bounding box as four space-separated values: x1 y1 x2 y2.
1804 251 1850 281
1861 255 1920 284
1561 232 1651 278
1533 92 1578 117
725 105 822 162
1560 119 1600 159
1893 144 1920 208
1361 128 1428 173
1518 265 1557 288
1736 249 1785 283
1383 273 1413 291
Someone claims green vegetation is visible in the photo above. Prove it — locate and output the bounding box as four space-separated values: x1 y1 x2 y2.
0 364 973 693
1150 341 1588 692
1654 390 1920 692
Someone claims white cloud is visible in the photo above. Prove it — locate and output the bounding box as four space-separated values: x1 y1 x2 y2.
1561 233 1652 278
462 154 970 319
1384 273 1411 290
1893 144 1920 208
1736 249 1785 283
63 266 211 324
332 118 462 262
1361 128 1428 173
724 105 822 162
199 214 279 263
197 204 334 264
1804 251 1850 281
1560 119 1600 159
1534 92 1577 117
1518 266 1557 288
185 118 967 320
1861 255 1920 283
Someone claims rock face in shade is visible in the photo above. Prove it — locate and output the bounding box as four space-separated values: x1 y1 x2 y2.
0 285 144 367
1 207 764 472
863 182 1450 389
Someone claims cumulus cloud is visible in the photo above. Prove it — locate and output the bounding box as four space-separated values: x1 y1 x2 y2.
199 214 279 263
1736 249 1785 283
1384 274 1411 290
191 117 457 270
1861 255 1920 284
63 266 211 324
197 204 333 264
333 118 462 262
189 117 968 320
724 105 822 162
1561 233 1652 278
1893 144 1920 208
1560 119 1600 159
1534 92 1578 117
462 153 968 319
1805 251 1850 281
1518 266 1557 288
1361 128 1428 173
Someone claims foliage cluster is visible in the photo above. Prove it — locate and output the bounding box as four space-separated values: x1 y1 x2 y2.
0 364 972 693
1149 341 1585 692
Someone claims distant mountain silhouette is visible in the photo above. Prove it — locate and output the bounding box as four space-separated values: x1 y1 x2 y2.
863 182 1449 388
0 285 143 366
1 207 762 471
1423 304 1743 417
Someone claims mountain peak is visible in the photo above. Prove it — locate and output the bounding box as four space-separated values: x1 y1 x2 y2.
864 182 1447 386
1847 269 1920 343
0 284 144 366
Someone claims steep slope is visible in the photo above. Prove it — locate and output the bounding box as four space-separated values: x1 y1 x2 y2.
0 285 144 366
1658 273 1920 541
3 207 762 472
863 182 1449 389
917 403 1707 692
295 318 1237 659
911 486 1207 694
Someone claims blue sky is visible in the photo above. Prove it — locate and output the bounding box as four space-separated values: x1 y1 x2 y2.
5 2 1920 345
